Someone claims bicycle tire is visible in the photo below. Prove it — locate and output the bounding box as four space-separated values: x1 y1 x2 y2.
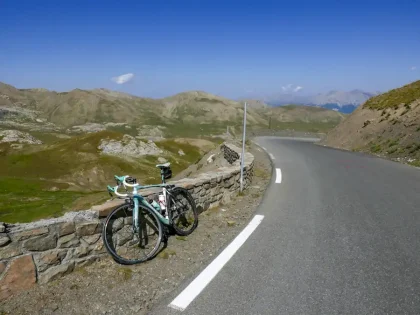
168 187 198 236
102 202 163 265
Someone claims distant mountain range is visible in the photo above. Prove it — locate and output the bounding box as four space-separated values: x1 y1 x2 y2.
0 81 344 132
258 90 378 113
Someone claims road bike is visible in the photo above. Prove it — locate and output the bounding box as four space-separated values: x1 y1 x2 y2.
102 162 198 265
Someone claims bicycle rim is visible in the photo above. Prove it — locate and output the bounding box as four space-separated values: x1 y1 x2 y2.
102 203 163 265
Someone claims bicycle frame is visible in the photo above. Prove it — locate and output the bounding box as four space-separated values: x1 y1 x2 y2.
130 184 175 232
113 168 174 233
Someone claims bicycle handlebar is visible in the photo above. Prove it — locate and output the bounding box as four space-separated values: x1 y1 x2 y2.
108 175 141 199
108 184 130 198
108 175 168 199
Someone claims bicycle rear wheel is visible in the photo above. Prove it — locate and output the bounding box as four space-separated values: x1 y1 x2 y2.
102 203 163 265
168 187 198 236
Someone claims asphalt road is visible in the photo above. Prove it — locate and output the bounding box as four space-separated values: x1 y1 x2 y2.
150 137 420 315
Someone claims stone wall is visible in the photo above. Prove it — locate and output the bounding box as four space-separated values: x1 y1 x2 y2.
221 143 240 164
0 143 254 300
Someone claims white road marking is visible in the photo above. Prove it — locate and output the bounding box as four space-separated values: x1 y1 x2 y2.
275 168 282 183
262 146 267 151
168 214 265 311
269 153 275 160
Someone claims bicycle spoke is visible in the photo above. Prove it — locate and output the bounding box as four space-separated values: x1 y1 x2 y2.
103 204 162 264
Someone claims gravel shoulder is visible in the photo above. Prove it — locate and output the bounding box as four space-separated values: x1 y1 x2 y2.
0 144 272 315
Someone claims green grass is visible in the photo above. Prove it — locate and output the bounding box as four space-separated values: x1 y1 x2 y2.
364 80 420 110
370 144 382 153
388 139 399 147
0 131 121 179
409 160 420 167
388 147 398 154
254 167 270 179
162 122 234 138
0 130 206 222
408 143 420 154
154 139 202 176
28 131 70 144
203 136 225 145
105 125 138 137
0 177 108 223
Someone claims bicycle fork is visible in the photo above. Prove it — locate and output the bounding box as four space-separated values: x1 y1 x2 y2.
132 188 140 233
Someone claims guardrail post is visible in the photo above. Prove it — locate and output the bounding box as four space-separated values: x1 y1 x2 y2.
240 102 247 192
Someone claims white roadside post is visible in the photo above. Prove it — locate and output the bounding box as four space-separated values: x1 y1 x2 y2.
240 102 247 192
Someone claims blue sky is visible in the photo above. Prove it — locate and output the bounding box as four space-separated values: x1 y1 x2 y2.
1 0 419 98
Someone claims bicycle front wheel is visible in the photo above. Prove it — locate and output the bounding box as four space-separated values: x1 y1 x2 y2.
102 203 163 265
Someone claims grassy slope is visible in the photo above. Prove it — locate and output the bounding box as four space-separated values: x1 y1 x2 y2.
0 131 210 223
364 80 420 110
0 178 107 223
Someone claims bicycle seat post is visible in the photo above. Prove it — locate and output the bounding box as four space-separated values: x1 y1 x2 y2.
161 169 165 184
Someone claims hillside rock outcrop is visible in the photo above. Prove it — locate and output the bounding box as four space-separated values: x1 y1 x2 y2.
98 135 163 157
0 130 42 144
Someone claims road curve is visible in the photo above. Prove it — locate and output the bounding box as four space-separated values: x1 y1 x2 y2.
151 137 420 315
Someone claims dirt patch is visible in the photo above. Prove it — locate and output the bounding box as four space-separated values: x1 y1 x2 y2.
0 144 272 315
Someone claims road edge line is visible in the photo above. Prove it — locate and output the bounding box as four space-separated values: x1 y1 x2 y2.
168 214 265 311
275 168 282 183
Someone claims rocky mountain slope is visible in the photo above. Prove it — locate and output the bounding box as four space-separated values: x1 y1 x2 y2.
256 105 346 132
1 81 345 136
322 80 420 166
0 82 164 128
237 99 268 109
0 83 264 129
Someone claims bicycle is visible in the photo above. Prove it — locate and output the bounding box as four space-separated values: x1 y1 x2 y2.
102 162 198 265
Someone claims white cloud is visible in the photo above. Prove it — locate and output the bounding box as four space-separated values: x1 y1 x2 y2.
282 84 293 92
410 66 417 71
281 84 303 93
111 73 134 84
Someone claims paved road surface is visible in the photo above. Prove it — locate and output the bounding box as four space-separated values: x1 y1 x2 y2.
151 137 420 315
